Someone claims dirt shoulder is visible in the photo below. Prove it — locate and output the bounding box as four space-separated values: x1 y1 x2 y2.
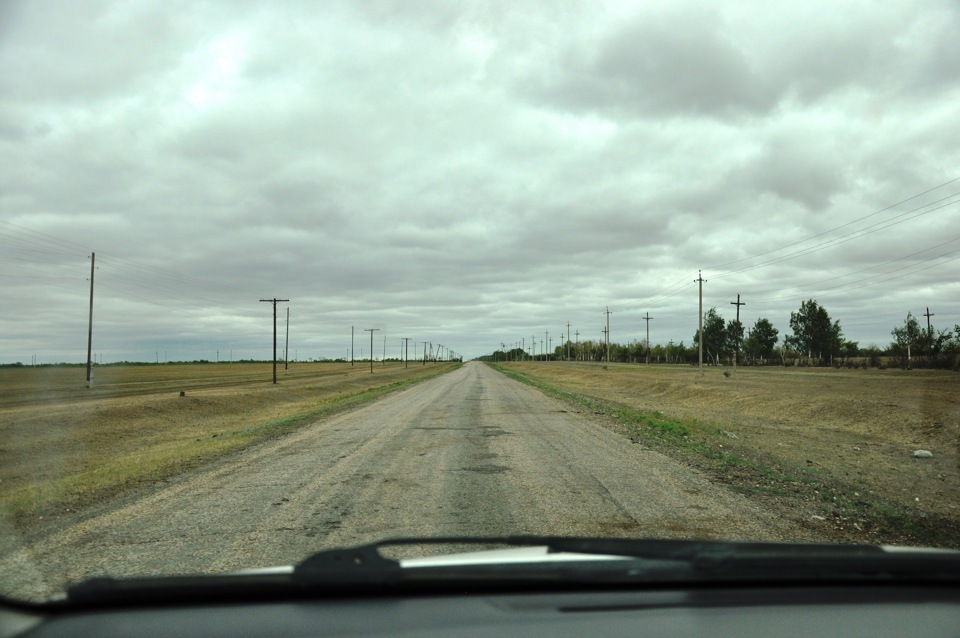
492 362 960 548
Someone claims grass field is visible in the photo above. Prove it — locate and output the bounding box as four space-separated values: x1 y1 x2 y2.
492 361 960 548
3 359 957 548
0 361 460 526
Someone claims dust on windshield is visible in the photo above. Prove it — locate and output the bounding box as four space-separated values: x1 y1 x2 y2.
0 0 958 602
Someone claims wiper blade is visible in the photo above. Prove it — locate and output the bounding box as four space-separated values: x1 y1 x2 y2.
67 537 960 605
294 536 960 584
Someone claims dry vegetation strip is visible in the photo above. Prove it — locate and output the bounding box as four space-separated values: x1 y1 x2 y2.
491 362 960 548
0 362 460 526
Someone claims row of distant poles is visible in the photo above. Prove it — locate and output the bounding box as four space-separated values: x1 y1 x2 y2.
495 270 716 377
351 327 455 375
82 251 447 389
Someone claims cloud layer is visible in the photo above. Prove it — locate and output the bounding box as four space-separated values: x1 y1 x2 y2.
1 0 958 362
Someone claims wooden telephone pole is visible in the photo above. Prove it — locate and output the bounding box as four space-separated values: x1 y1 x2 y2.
86 252 95 388
260 298 289 383
364 329 379 373
730 294 744 370
696 271 706 376
605 307 611 364
643 312 652 364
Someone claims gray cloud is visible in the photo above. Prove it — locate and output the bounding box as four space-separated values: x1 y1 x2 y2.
1 0 958 362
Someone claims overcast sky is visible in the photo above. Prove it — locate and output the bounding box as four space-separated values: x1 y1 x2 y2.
1 0 958 364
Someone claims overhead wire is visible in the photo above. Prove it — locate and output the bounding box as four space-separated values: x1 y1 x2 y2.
609 178 959 341
706 175 960 272
710 193 960 279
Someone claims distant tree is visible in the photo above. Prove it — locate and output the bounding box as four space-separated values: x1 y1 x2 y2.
743 317 779 364
948 325 960 370
889 312 922 367
840 340 859 366
786 299 843 365
890 313 955 368
694 308 730 365
861 344 883 368
727 318 745 362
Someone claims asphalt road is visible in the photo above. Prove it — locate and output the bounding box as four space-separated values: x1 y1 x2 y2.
2 361 802 598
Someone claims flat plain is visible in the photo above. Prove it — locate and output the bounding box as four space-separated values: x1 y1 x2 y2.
1 360 956 551
0 361 459 525
495 361 959 546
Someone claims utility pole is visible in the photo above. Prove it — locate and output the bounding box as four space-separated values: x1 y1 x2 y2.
566 321 571 361
643 312 652 364
544 331 549 361
364 328 379 373
696 271 706 376
284 307 290 371
351 326 354 366
575 330 580 361
403 338 411 367
924 307 934 337
86 252 95 388
422 341 428 365
605 307 611 364
730 294 744 370
260 298 289 384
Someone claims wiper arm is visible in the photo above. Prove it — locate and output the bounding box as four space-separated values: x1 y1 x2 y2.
294 543 403 584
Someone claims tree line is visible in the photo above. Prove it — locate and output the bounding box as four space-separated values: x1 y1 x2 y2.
484 299 960 370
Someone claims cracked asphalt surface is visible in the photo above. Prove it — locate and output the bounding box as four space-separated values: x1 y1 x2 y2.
2 361 802 599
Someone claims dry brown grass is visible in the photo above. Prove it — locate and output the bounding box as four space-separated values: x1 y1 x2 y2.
0 362 459 523
499 362 960 539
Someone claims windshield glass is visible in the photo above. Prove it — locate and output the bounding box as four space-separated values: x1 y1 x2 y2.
1 0 958 602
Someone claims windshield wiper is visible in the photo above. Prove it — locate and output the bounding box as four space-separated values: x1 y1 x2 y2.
294 536 960 584
67 536 960 605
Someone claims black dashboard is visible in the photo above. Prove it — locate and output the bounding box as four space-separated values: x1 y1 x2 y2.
4 585 959 638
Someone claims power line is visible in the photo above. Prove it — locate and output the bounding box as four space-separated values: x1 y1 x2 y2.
748 236 960 296
707 176 960 272
711 193 960 280
750 250 960 304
